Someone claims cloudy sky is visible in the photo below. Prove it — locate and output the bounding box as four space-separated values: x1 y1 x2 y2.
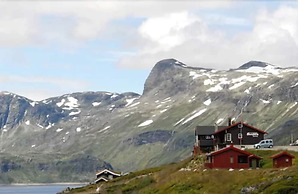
1 1 298 101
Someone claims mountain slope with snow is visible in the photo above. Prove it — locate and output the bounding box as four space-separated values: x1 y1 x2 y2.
0 59 298 182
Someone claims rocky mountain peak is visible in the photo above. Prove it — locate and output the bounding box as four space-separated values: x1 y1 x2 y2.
152 58 187 70
237 61 275 70
142 59 190 96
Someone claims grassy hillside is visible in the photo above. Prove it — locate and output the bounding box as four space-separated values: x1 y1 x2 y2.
65 149 298 194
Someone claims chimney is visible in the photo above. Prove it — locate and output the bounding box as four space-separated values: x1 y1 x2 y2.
214 123 218 131
228 117 232 126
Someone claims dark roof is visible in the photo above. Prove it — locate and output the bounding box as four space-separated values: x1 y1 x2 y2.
270 151 295 159
213 122 268 135
95 177 109 183
195 126 227 135
208 144 261 159
96 169 121 176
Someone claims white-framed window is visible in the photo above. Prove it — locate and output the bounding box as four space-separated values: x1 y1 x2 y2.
226 133 232 142
238 133 243 139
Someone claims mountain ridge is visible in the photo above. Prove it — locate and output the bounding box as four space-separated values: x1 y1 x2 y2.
0 58 298 183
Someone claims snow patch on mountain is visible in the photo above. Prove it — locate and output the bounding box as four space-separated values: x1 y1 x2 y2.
92 102 101 107
175 60 187 67
98 126 110 133
30 102 37 107
230 82 246 90
216 118 224 124
204 79 215 85
160 109 168 113
69 110 81 116
37 124 44 128
126 98 139 107
111 94 118 98
244 87 251 94
63 97 79 110
56 128 63 132
204 99 212 106
232 75 260 83
268 84 275 89
291 82 298 88
138 120 153 127
238 64 281 75
109 105 115 111
57 99 66 107
161 97 172 103
182 108 207 124
46 123 54 129
128 102 140 108
189 71 201 79
207 84 223 92
289 102 298 110
260 99 270 104
174 118 185 126
25 120 30 125
76 127 82 132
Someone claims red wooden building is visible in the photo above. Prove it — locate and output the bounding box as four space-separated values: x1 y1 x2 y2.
270 151 295 168
205 144 262 169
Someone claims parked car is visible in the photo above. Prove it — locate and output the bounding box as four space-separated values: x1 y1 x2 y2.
290 140 298 146
254 139 273 149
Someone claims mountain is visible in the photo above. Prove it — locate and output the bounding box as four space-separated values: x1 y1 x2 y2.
0 58 298 183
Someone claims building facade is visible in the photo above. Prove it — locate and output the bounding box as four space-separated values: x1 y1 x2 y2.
204 144 262 169
271 151 295 168
95 169 121 183
194 121 267 153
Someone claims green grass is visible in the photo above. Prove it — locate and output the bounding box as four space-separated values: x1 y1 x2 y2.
67 150 298 194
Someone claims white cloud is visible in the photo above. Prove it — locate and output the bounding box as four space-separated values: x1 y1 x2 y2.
139 12 200 51
0 1 229 47
1 1 298 70
118 5 298 69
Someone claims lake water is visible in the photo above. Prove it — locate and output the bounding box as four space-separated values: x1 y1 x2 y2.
0 184 85 194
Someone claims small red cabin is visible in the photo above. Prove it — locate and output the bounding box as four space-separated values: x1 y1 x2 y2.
205 144 262 169
270 151 295 168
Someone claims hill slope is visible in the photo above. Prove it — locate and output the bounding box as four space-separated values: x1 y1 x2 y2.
65 150 298 194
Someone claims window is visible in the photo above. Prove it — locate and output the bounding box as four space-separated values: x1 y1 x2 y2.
238 155 248 163
238 133 243 139
286 158 289 163
230 156 234 163
226 133 232 141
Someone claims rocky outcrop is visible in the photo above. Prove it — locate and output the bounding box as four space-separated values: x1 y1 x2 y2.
126 130 174 146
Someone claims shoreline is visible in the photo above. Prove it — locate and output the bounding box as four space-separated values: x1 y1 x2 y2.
0 182 87 186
